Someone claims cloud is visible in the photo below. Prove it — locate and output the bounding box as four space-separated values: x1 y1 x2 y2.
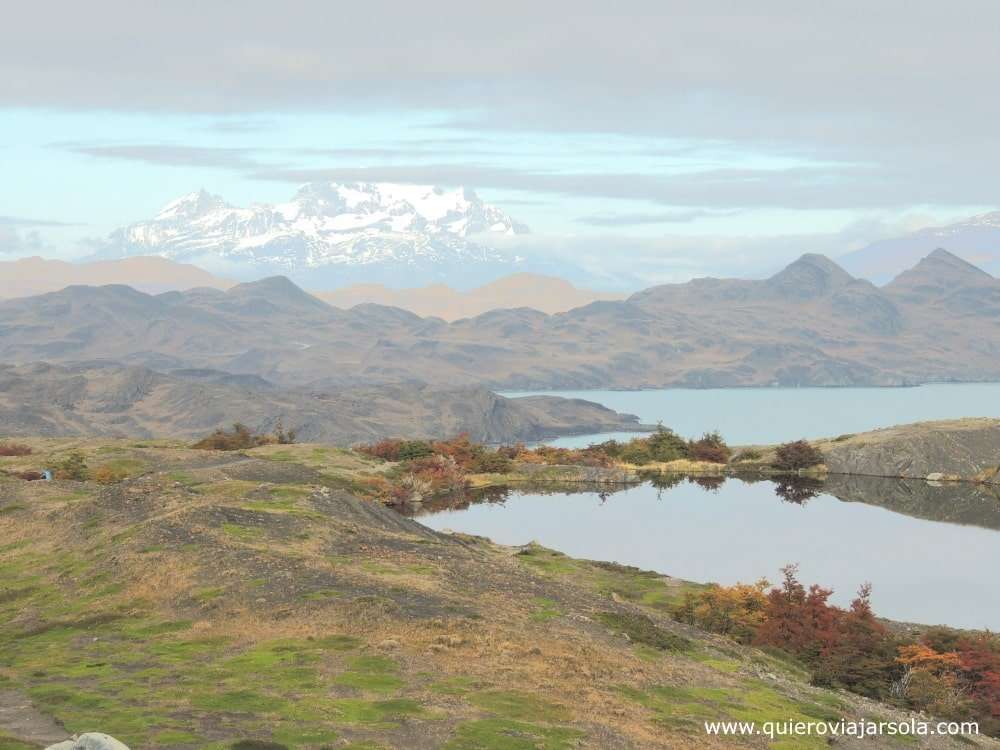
0 215 81 227
575 209 742 227
59 143 273 170
249 162 994 211
479 214 933 288
0 226 49 256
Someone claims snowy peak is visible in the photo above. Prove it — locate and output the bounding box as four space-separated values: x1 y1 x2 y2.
154 189 230 221
99 183 528 286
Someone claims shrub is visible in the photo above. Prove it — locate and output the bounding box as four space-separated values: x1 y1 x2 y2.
645 426 690 462
597 611 690 651
0 442 32 457
272 418 297 445
472 452 513 474
673 580 769 644
91 465 128 484
772 440 824 471
193 423 272 451
733 448 763 462
618 441 653 465
54 452 88 481
357 438 434 462
688 431 731 463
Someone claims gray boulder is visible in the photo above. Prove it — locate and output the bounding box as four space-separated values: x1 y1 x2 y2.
46 734 130 750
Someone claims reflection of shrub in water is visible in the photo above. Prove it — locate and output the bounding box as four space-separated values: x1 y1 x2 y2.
688 475 726 492
773 477 824 505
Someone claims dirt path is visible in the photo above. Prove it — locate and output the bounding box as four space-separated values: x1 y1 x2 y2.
0 689 66 746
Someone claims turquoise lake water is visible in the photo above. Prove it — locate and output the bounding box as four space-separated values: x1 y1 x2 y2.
504 382 1000 446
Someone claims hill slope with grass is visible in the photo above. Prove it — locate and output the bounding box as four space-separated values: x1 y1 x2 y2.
0 439 994 749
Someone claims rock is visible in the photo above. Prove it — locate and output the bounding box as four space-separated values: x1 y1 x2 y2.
46 734 131 750
822 419 1000 482
378 638 400 650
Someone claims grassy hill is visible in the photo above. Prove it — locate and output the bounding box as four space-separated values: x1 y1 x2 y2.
0 439 993 749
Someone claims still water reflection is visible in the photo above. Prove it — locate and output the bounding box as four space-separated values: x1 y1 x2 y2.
414 476 1000 629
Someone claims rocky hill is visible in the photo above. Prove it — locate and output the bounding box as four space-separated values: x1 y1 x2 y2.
0 439 990 749
0 362 645 444
818 418 1000 482
1 250 998 388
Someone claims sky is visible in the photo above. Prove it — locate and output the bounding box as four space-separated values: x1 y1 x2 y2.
2 0 999 283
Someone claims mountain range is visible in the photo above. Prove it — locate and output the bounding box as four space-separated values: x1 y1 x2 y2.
314 273 623 320
840 210 1000 282
0 257 618 321
1 248 997 391
0 361 643 444
91 183 534 288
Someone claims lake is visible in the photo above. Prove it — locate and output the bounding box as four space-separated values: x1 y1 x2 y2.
504 382 1000 446
416 476 1000 630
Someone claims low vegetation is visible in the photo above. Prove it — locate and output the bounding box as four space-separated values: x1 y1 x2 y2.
0 442 32 457
0 435 993 749
674 565 1000 734
192 421 298 451
772 440 826 471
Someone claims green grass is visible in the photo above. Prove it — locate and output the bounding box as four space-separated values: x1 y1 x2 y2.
442 720 584 750
334 655 404 694
469 690 570 722
619 680 843 747
529 597 562 623
597 611 691 652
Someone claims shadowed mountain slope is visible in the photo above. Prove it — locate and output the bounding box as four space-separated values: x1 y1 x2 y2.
0 252 998 388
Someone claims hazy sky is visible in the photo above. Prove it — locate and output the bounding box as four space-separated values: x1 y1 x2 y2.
3 0 999 281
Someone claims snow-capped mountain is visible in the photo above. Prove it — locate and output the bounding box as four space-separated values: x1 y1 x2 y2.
840 210 1000 283
96 183 531 287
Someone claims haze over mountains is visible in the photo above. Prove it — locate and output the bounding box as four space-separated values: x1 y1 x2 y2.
91 182 540 288
1 249 997 394
840 210 1000 282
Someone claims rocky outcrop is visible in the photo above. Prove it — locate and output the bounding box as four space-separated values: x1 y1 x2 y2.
0 362 648 445
46 733 130 750
819 419 1000 483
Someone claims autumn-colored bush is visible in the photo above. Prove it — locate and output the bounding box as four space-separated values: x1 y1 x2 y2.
755 571 892 696
673 580 769 643
0 442 32 457
687 431 731 463
193 423 273 451
772 439 824 471
358 438 434 462
430 435 482 470
91 465 128 484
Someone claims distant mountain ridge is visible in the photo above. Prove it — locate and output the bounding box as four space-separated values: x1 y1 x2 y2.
0 255 235 298
840 210 1000 282
316 273 624 320
92 183 532 287
1 249 997 389
0 362 645 444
